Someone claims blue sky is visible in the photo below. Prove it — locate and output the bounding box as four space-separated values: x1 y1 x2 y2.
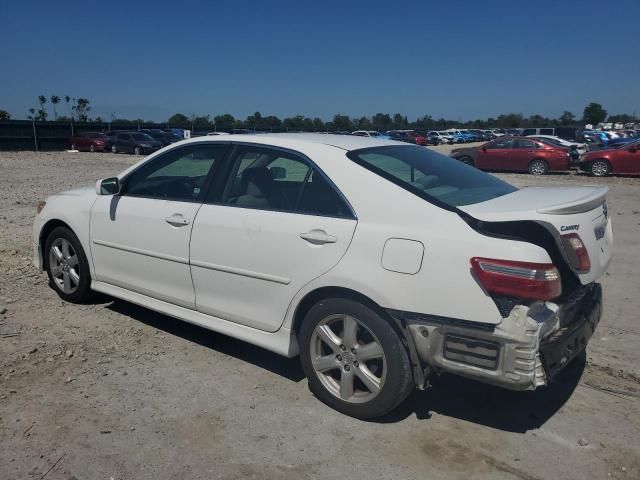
1 0 638 122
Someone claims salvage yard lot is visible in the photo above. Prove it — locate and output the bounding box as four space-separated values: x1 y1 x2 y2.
1 146 639 480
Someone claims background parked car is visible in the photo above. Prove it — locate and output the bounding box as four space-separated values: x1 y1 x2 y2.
352 130 390 139
421 131 452 145
68 132 109 152
387 130 428 145
580 139 640 176
140 129 182 146
450 136 571 175
520 127 582 141
527 134 589 155
109 131 162 155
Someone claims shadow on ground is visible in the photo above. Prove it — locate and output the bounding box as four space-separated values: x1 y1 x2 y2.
106 298 582 433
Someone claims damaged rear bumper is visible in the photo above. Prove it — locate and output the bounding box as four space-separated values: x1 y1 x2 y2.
388 283 602 391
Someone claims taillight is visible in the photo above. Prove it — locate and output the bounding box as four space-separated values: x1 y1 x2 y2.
470 257 562 301
561 233 591 273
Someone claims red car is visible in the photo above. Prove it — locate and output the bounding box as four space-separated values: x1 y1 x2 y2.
449 136 571 175
68 132 108 152
388 130 428 146
579 140 640 176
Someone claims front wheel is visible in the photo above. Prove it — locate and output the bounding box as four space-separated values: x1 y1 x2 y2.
528 159 549 175
134 146 142 155
590 159 611 177
299 298 413 419
44 227 93 303
111 144 117 153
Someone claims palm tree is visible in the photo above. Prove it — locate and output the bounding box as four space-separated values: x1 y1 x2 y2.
37 95 48 121
64 95 72 119
50 95 60 120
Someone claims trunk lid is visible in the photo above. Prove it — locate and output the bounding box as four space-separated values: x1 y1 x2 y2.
460 186 613 285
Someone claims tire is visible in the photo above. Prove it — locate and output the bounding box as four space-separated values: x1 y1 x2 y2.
459 156 474 166
90 144 96 152
111 144 117 153
590 159 611 177
44 226 93 303
134 146 142 155
299 297 413 419
528 159 549 175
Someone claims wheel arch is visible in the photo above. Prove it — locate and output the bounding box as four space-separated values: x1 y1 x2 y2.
39 219 74 270
291 286 399 339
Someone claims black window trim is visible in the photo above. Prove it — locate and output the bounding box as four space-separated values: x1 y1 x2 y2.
203 142 357 221
118 142 232 204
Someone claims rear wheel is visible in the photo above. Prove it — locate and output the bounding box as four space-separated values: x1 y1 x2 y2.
90 144 96 152
528 159 549 175
299 297 413 419
45 227 93 303
134 146 142 155
590 159 611 177
111 144 117 153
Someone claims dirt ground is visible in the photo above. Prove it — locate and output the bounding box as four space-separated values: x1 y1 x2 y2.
1 146 639 480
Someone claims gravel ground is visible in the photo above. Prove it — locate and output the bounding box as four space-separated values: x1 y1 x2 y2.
1 146 639 480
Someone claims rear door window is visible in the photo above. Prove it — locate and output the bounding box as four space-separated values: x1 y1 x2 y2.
219 147 353 218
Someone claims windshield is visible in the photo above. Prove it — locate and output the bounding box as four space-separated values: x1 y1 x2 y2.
347 145 517 207
132 133 154 141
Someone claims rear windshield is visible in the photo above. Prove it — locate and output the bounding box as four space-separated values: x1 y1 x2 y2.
347 145 517 208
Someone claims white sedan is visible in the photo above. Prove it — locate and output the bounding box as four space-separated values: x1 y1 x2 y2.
33 134 612 418
527 134 589 154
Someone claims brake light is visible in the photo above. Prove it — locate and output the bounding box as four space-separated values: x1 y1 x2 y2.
471 257 562 301
561 233 591 273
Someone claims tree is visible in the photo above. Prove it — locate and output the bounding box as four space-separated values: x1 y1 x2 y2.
391 113 407 129
50 95 60 120
607 113 637 124
37 95 48 121
213 113 236 128
371 113 392 131
558 111 575 125
332 114 353 132
27 108 36 120
64 96 72 118
73 98 91 121
168 113 189 125
0 110 10 121
583 102 607 125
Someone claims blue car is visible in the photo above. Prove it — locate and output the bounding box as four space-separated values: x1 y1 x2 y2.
607 136 637 148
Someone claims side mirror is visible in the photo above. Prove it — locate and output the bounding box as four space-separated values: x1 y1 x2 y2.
482 147 487 152
629 146 638 153
269 166 286 180
95 177 121 195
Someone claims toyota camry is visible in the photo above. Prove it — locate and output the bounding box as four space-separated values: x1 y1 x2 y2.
33 134 613 418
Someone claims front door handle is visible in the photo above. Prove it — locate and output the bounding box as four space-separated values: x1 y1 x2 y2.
300 229 337 245
165 214 190 226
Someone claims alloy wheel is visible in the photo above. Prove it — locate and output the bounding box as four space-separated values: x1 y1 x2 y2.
48 238 80 294
309 314 387 404
591 160 609 177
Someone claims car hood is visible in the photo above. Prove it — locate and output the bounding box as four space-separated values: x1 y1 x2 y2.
53 185 96 198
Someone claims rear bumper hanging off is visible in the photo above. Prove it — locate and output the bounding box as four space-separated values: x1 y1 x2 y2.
388 283 602 391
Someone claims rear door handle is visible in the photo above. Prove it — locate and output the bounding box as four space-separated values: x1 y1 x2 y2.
300 229 337 245
165 214 190 226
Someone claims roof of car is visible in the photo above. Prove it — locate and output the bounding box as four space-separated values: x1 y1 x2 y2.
179 132 399 151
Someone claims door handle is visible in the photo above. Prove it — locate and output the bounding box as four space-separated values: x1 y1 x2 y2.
165 215 190 226
300 229 337 245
